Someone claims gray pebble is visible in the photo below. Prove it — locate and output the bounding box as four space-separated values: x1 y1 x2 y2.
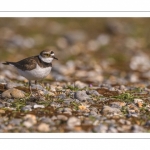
74 90 90 101
145 120 150 127
63 99 72 105
40 117 55 126
108 126 118 133
31 84 45 91
93 124 108 133
57 94 66 99
90 111 97 116
7 99 15 103
63 108 72 115
0 103 5 108
6 82 23 89
86 90 100 96
101 105 122 115
21 105 32 111
131 125 145 133
9 119 22 126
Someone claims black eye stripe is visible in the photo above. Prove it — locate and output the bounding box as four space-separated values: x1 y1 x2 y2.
50 51 54 54
44 53 50 56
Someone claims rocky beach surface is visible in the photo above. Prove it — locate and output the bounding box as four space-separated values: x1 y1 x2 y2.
0 18 150 132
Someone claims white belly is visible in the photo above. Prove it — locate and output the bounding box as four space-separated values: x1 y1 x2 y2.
17 65 52 80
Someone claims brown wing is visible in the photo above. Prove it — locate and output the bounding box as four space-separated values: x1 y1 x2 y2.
12 56 37 71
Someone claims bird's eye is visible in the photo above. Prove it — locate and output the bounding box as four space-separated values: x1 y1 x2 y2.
44 53 50 57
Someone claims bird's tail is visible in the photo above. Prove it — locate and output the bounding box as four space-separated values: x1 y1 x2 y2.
2 62 13 65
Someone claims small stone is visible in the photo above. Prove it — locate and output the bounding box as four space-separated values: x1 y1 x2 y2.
23 114 37 125
31 84 44 90
93 124 108 133
34 104 45 109
87 90 100 96
9 119 22 126
145 120 150 127
108 126 118 133
57 115 68 121
2 88 25 99
7 99 15 103
67 117 81 128
57 94 66 99
109 101 126 108
63 108 72 115
37 123 50 132
101 105 122 116
134 99 143 108
74 81 88 89
127 104 139 113
74 90 90 101
90 111 97 116
47 91 55 97
21 105 32 111
6 82 23 89
0 109 5 114
131 125 145 133
0 104 4 108
23 121 33 128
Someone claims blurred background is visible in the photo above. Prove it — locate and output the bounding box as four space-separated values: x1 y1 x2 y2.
0 18 150 85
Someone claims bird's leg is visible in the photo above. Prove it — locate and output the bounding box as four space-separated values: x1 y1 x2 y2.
35 80 38 91
29 80 32 96
35 80 41 97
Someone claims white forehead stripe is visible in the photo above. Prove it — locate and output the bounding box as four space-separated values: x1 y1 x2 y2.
39 55 53 63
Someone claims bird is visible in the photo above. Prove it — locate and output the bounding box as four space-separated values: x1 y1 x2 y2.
3 49 58 95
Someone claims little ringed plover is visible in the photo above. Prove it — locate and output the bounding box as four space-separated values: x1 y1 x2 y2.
3 49 58 94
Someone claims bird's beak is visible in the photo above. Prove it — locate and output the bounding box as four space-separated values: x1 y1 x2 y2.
52 56 58 60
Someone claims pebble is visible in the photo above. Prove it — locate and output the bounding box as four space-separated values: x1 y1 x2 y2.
37 123 50 132
57 94 66 99
57 115 68 121
7 99 15 103
74 81 88 89
63 99 72 105
5 82 23 89
23 114 37 125
9 119 22 126
93 124 108 133
90 111 97 116
23 121 33 128
145 120 150 127
131 125 145 133
21 105 32 111
108 126 118 133
86 90 100 96
109 101 126 108
134 99 143 108
101 105 122 116
74 90 90 101
31 84 44 90
40 117 55 126
2 88 25 99
0 103 4 108
63 108 72 115
33 104 45 109
67 117 81 129
0 109 5 114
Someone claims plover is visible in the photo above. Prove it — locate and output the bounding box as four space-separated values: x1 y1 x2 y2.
3 50 58 94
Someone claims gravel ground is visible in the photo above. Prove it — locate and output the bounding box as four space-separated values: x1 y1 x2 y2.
0 18 150 132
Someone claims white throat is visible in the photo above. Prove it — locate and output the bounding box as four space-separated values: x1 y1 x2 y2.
39 55 53 63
